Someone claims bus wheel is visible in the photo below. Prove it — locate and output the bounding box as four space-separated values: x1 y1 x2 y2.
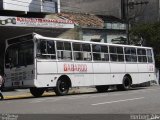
30 88 45 97
54 79 70 96
117 76 132 91
96 85 109 93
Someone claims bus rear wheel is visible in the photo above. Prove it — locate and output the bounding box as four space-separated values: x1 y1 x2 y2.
54 79 70 96
96 85 109 93
30 87 45 97
117 76 132 91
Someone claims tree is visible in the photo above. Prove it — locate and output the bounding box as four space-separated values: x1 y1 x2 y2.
130 22 160 68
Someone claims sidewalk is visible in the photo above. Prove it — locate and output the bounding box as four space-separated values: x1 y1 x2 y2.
3 89 33 99
2 87 97 100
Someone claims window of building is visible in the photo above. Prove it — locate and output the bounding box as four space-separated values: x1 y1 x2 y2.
43 0 54 2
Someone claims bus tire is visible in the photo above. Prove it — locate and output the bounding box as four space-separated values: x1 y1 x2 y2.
96 85 109 93
54 78 70 96
30 87 45 97
117 76 132 91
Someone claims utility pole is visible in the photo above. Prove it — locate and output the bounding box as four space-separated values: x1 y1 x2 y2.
124 0 149 45
126 0 130 45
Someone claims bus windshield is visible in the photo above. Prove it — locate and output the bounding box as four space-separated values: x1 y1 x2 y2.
5 41 34 68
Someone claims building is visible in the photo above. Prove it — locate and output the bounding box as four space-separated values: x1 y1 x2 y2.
0 0 60 14
98 15 126 44
135 0 159 23
57 12 105 42
61 0 160 23
60 0 122 19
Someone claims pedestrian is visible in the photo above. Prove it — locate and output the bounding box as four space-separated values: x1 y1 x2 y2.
0 73 4 100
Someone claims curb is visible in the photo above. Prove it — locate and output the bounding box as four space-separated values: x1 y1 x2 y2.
3 92 55 100
2 88 97 100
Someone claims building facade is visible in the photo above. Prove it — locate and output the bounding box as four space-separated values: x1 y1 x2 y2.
0 0 60 13
60 0 122 19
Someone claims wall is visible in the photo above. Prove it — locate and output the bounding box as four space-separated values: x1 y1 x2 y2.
131 0 159 23
60 0 122 19
82 29 106 43
1 0 58 13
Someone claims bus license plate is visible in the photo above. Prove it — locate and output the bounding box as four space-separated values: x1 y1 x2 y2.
13 81 20 86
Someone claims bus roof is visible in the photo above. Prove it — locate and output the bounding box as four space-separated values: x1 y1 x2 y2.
34 33 153 49
6 32 153 49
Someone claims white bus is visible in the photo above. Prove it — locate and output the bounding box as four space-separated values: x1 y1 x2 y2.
4 33 155 97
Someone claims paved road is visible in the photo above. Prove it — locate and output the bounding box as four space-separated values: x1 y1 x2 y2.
0 86 160 119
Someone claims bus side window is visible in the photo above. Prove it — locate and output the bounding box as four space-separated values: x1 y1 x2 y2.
147 49 153 63
137 48 147 62
109 46 117 62
101 45 109 61
40 40 47 54
125 47 137 62
109 46 124 62
47 41 55 54
92 44 101 61
117 47 124 62
37 40 56 59
73 43 83 61
63 42 72 60
82 44 91 61
57 41 72 60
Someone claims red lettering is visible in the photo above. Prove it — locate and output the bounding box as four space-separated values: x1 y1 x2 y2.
67 64 70 71
64 64 68 71
73 64 76 71
71 64 74 71
82 64 85 71
84 64 87 71
16 17 24 22
78 65 81 71
64 64 88 72
80 65 83 71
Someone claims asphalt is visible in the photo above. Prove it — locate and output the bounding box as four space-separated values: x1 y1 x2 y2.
1 85 160 114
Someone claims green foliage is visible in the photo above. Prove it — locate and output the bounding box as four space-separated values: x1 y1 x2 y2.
130 22 160 68
111 37 127 44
